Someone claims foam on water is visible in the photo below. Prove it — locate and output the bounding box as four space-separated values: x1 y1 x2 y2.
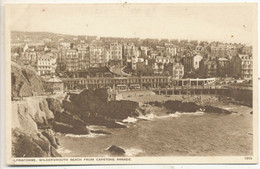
115 121 125 125
157 113 179 119
157 111 204 119
65 132 105 138
87 125 108 130
137 113 157 120
175 111 205 116
56 147 71 154
125 148 144 157
122 117 138 123
123 113 159 123
168 113 180 117
222 107 234 110
120 111 205 124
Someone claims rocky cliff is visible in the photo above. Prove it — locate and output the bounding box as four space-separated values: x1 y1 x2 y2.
63 88 142 128
11 61 45 97
12 98 60 157
11 62 143 157
12 88 142 157
12 96 91 157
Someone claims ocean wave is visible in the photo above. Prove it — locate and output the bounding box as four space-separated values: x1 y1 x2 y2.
221 107 234 110
122 117 138 123
125 148 144 157
65 133 106 138
137 113 157 120
56 147 71 154
157 111 204 118
122 113 157 124
157 113 179 119
122 111 205 124
115 121 125 125
175 111 205 116
87 125 108 130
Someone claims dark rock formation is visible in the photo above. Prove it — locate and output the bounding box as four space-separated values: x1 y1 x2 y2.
146 101 163 107
50 146 62 157
52 121 90 135
54 110 87 128
80 116 126 128
62 88 141 128
11 61 44 97
203 105 232 114
148 100 232 114
90 130 112 135
107 145 125 155
67 89 139 119
164 100 200 112
217 93 252 107
41 129 59 149
46 98 63 115
46 97 90 134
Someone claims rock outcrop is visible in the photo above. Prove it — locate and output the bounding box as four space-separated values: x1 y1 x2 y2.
11 98 61 157
147 100 232 114
12 97 54 132
11 61 45 97
164 100 200 112
203 105 232 114
12 96 90 157
12 128 61 157
46 97 90 134
107 145 125 155
62 88 142 128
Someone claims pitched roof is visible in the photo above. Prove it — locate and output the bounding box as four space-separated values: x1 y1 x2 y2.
46 77 63 83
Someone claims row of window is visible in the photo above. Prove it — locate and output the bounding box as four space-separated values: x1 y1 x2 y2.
67 78 169 84
110 51 122 55
38 67 51 70
38 62 51 65
242 65 253 69
242 61 252 65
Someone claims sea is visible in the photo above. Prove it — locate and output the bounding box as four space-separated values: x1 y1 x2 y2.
57 104 253 157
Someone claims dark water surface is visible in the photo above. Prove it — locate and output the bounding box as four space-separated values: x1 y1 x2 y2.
57 105 253 157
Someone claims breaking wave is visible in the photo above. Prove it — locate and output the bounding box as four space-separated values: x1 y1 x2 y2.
125 148 144 157
121 111 205 125
137 113 157 120
65 132 106 138
56 147 71 154
122 117 138 123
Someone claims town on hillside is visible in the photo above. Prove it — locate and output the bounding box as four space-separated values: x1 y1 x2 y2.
11 31 253 93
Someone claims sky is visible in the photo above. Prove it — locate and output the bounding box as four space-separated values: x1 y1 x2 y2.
7 3 257 44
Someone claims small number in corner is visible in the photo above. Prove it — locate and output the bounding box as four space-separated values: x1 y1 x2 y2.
244 156 253 160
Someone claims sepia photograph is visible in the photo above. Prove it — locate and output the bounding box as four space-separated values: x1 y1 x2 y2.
4 3 258 165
